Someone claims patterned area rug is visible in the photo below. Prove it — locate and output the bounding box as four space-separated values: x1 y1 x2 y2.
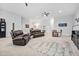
27 37 79 56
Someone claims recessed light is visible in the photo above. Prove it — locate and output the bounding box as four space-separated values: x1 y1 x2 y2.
58 10 62 13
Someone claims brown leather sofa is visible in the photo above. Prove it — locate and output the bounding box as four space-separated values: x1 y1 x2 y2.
10 30 30 46
30 29 45 38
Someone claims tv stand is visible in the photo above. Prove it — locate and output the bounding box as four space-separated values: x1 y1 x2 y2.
71 31 79 49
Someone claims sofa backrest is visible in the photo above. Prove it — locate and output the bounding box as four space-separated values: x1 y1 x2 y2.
10 30 23 39
13 30 23 37
30 29 42 35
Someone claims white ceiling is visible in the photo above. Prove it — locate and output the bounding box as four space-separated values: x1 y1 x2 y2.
0 3 79 19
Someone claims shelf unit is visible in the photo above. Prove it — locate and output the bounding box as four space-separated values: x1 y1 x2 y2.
0 18 6 38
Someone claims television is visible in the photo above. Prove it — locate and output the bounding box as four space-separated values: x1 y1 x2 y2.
58 23 67 27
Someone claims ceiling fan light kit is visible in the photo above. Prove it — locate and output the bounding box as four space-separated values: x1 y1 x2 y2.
42 12 50 17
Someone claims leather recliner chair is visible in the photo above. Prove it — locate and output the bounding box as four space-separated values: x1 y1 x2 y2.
10 30 30 46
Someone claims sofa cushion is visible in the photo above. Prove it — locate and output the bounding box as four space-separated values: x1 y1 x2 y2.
13 36 23 40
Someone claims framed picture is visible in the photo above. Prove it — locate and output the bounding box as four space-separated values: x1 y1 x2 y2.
25 24 29 28
58 23 67 27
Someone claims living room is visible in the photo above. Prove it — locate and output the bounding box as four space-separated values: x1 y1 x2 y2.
0 3 79 56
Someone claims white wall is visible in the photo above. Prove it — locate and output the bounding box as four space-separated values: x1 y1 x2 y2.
22 16 74 36
54 16 73 36
22 16 53 34
21 17 30 34
0 10 22 37
73 9 79 30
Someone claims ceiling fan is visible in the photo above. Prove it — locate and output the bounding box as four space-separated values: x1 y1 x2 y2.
42 12 50 17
